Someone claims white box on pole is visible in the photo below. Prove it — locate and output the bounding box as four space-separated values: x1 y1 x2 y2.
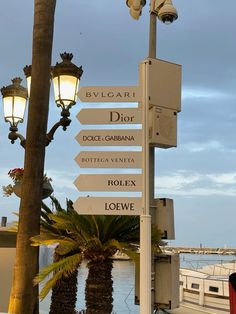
149 106 177 148
154 254 180 310
147 58 181 112
154 198 175 240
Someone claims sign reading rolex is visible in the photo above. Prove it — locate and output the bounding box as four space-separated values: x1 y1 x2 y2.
74 174 142 192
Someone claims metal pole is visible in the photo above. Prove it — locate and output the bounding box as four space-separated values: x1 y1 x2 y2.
140 58 152 314
149 11 157 59
149 7 157 312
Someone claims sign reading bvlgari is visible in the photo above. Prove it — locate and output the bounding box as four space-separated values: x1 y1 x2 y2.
77 86 141 102
76 129 142 146
74 197 142 215
74 174 142 192
77 108 142 125
75 151 142 168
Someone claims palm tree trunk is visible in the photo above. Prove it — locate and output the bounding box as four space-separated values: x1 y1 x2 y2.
8 1 56 313
85 259 113 314
49 270 78 314
49 252 78 314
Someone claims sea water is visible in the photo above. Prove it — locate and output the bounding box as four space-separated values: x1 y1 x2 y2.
39 247 235 314
39 259 139 314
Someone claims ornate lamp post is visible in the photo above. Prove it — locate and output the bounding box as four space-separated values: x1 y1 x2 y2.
1 52 83 147
1 78 28 146
1 50 82 313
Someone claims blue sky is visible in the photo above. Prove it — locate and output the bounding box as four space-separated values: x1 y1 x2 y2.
0 0 236 248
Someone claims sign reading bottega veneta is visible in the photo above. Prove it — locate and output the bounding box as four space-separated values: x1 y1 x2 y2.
75 151 142 168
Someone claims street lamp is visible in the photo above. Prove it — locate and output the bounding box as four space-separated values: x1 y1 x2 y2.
1 78 28 145
1 52 83 147
126 0 146 20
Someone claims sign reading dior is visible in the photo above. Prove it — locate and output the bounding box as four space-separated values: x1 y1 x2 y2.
74 197 142 215
77 108 142 125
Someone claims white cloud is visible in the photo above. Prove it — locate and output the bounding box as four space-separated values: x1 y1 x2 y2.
156 171 236 197
207 173 236 185
183 140 223 153
182 88 229 100
47 170 75 190
156 173 201 190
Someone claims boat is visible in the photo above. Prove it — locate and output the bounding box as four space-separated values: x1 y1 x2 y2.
111 250 131 260
179 261 236 313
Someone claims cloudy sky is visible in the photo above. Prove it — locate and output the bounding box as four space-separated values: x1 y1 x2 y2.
0 0 236 248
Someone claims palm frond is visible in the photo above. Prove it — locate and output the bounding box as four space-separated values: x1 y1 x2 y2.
41 201 53 215
38 268 63 300
50 196 64 212
34 252 82 299
55 241 82 255
31 234 76 247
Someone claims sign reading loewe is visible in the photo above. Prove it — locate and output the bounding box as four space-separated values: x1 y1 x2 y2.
74 197 142 215
77 85 141 102
75 151 142 168
74 174 142 192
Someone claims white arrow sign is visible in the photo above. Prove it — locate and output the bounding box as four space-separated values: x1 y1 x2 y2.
74 197 142 215
77 108 142 125
75 151 142 168
77 86 141 102
76 129 142 146
74 174 142 192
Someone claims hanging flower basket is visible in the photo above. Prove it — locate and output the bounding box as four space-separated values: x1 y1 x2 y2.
12 181 53 200
2 168 53 200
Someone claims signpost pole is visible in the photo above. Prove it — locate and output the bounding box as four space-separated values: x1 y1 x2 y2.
140 59 152 314
140 7 157 314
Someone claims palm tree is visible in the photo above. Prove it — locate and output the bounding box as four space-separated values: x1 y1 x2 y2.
32 198 161 314
82 215 140 314
37 197 82 314
8 1 56 313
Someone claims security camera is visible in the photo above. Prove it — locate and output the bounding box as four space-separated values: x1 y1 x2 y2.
153 0 178 25
158 3 178 24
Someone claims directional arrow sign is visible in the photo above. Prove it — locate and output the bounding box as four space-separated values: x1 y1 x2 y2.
76 129 142 146
77 108 142 125
75 151 142 168
74 197 142 215
77 86 141 102
74 174 142 192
